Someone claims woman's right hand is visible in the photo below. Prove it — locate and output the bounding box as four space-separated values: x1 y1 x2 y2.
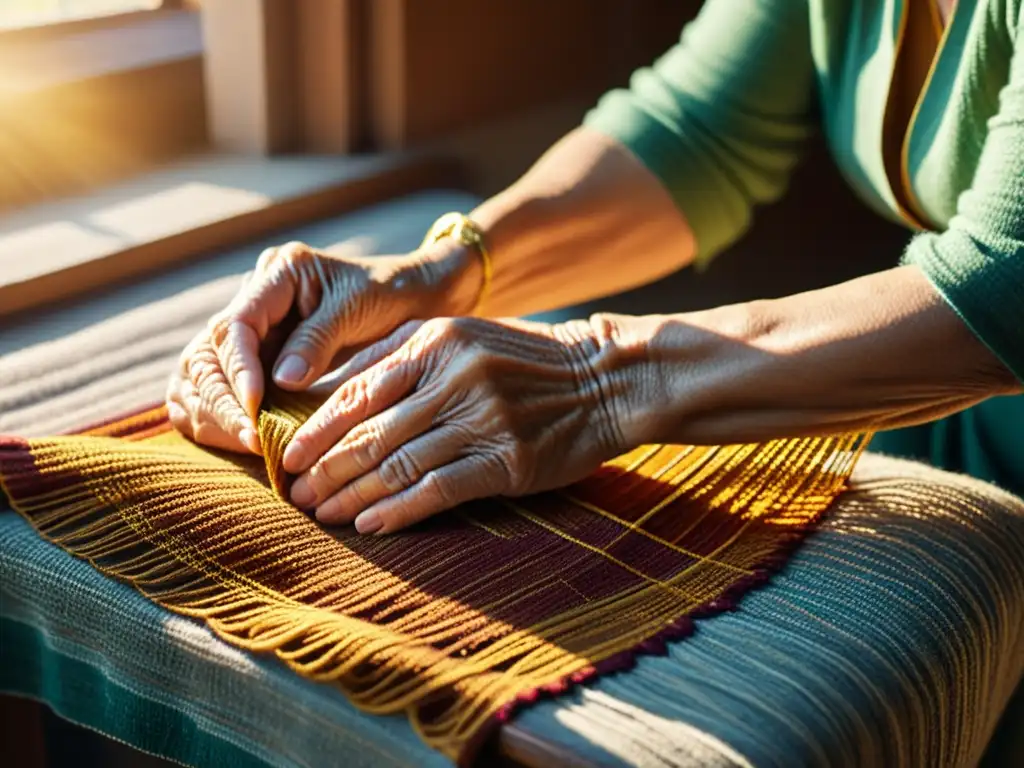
166 239 482 454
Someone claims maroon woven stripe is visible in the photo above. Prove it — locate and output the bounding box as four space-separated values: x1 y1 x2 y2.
67 401 168 438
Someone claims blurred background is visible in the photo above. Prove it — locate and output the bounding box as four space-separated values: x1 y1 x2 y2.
0 0 161 29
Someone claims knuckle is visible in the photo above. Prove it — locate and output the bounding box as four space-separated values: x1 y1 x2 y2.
377 449 422 494
207 312 235 348
211 386 242 421
278 241 312 264
188 351 221 388
501 441 533 488
328 377 368 421
255 246 279 271
420 317 450 342
346 426 386 473
343 480 375 512
178 332 206 372
417 318 479 363
420 470 453 505
308 458 339 495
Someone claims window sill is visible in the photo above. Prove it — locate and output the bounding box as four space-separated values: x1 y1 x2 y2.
0 9 207 209
0 9 201 98
0 152 463 318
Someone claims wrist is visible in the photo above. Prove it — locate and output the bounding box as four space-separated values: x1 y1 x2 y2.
555 313 671 455
385 239 483 318
575 305 778 449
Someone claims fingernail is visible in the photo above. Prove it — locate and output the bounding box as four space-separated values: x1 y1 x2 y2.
354 510 382 534
290 475 316 508
236 370 261 417
239 428 260 454
275 355 309 386
314 497 342 524
282 441 306 473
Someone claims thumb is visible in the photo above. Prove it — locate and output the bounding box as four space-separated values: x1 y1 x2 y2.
272 304 345 389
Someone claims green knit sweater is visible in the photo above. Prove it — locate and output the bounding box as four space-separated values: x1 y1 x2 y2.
585 0 1024 494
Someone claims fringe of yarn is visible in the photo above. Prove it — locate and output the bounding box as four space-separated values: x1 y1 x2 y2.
0 401 868 763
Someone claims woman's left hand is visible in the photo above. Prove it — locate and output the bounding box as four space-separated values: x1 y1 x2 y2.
281 316 635 534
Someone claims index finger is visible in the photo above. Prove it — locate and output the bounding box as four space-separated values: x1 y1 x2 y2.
283 341 424 474
210 248 301 423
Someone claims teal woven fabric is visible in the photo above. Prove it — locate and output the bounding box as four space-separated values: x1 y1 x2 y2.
0 512 451 768
4 453 1023 767
517 455 1024 767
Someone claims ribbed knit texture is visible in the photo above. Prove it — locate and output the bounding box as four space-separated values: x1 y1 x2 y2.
902 5 1024 380
0 393 866 763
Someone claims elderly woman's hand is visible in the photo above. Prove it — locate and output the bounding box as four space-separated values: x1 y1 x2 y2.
166 239 482 454
281 316 643 534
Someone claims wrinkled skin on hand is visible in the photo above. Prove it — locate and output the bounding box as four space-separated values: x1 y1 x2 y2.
166 241 453 454
281 316 628 534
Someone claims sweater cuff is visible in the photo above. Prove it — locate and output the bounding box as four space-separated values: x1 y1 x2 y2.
905 230 1024 383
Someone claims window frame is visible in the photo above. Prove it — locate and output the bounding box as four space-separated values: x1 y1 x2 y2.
0 0 188 41
0 1 206 210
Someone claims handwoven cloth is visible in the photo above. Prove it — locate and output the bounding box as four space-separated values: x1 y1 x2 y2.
0 393 865 764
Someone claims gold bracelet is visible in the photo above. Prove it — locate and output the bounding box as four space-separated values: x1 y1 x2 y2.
420 212 493 315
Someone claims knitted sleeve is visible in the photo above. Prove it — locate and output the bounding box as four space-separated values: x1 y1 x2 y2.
583 0 815 267
904 10 1024 382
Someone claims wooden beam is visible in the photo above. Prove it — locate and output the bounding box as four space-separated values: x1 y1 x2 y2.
201 0 365 154
200 0 297 153
296 0 368 153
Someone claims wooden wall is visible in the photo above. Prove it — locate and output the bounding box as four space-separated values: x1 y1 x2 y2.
367 0 701 149
201 0 702 155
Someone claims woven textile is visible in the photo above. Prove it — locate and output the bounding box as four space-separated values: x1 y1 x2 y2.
4 191 1022 766
0 392 864 762
4 455 1024 768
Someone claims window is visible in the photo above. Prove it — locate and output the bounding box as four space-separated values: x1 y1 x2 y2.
0 0 164 31
0 0 204 210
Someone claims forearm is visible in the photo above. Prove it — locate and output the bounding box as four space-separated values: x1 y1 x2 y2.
591 265 1021 449
431 127 697 318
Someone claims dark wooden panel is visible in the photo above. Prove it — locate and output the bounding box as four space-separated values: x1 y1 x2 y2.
0 695 46 768
369 0 703 148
